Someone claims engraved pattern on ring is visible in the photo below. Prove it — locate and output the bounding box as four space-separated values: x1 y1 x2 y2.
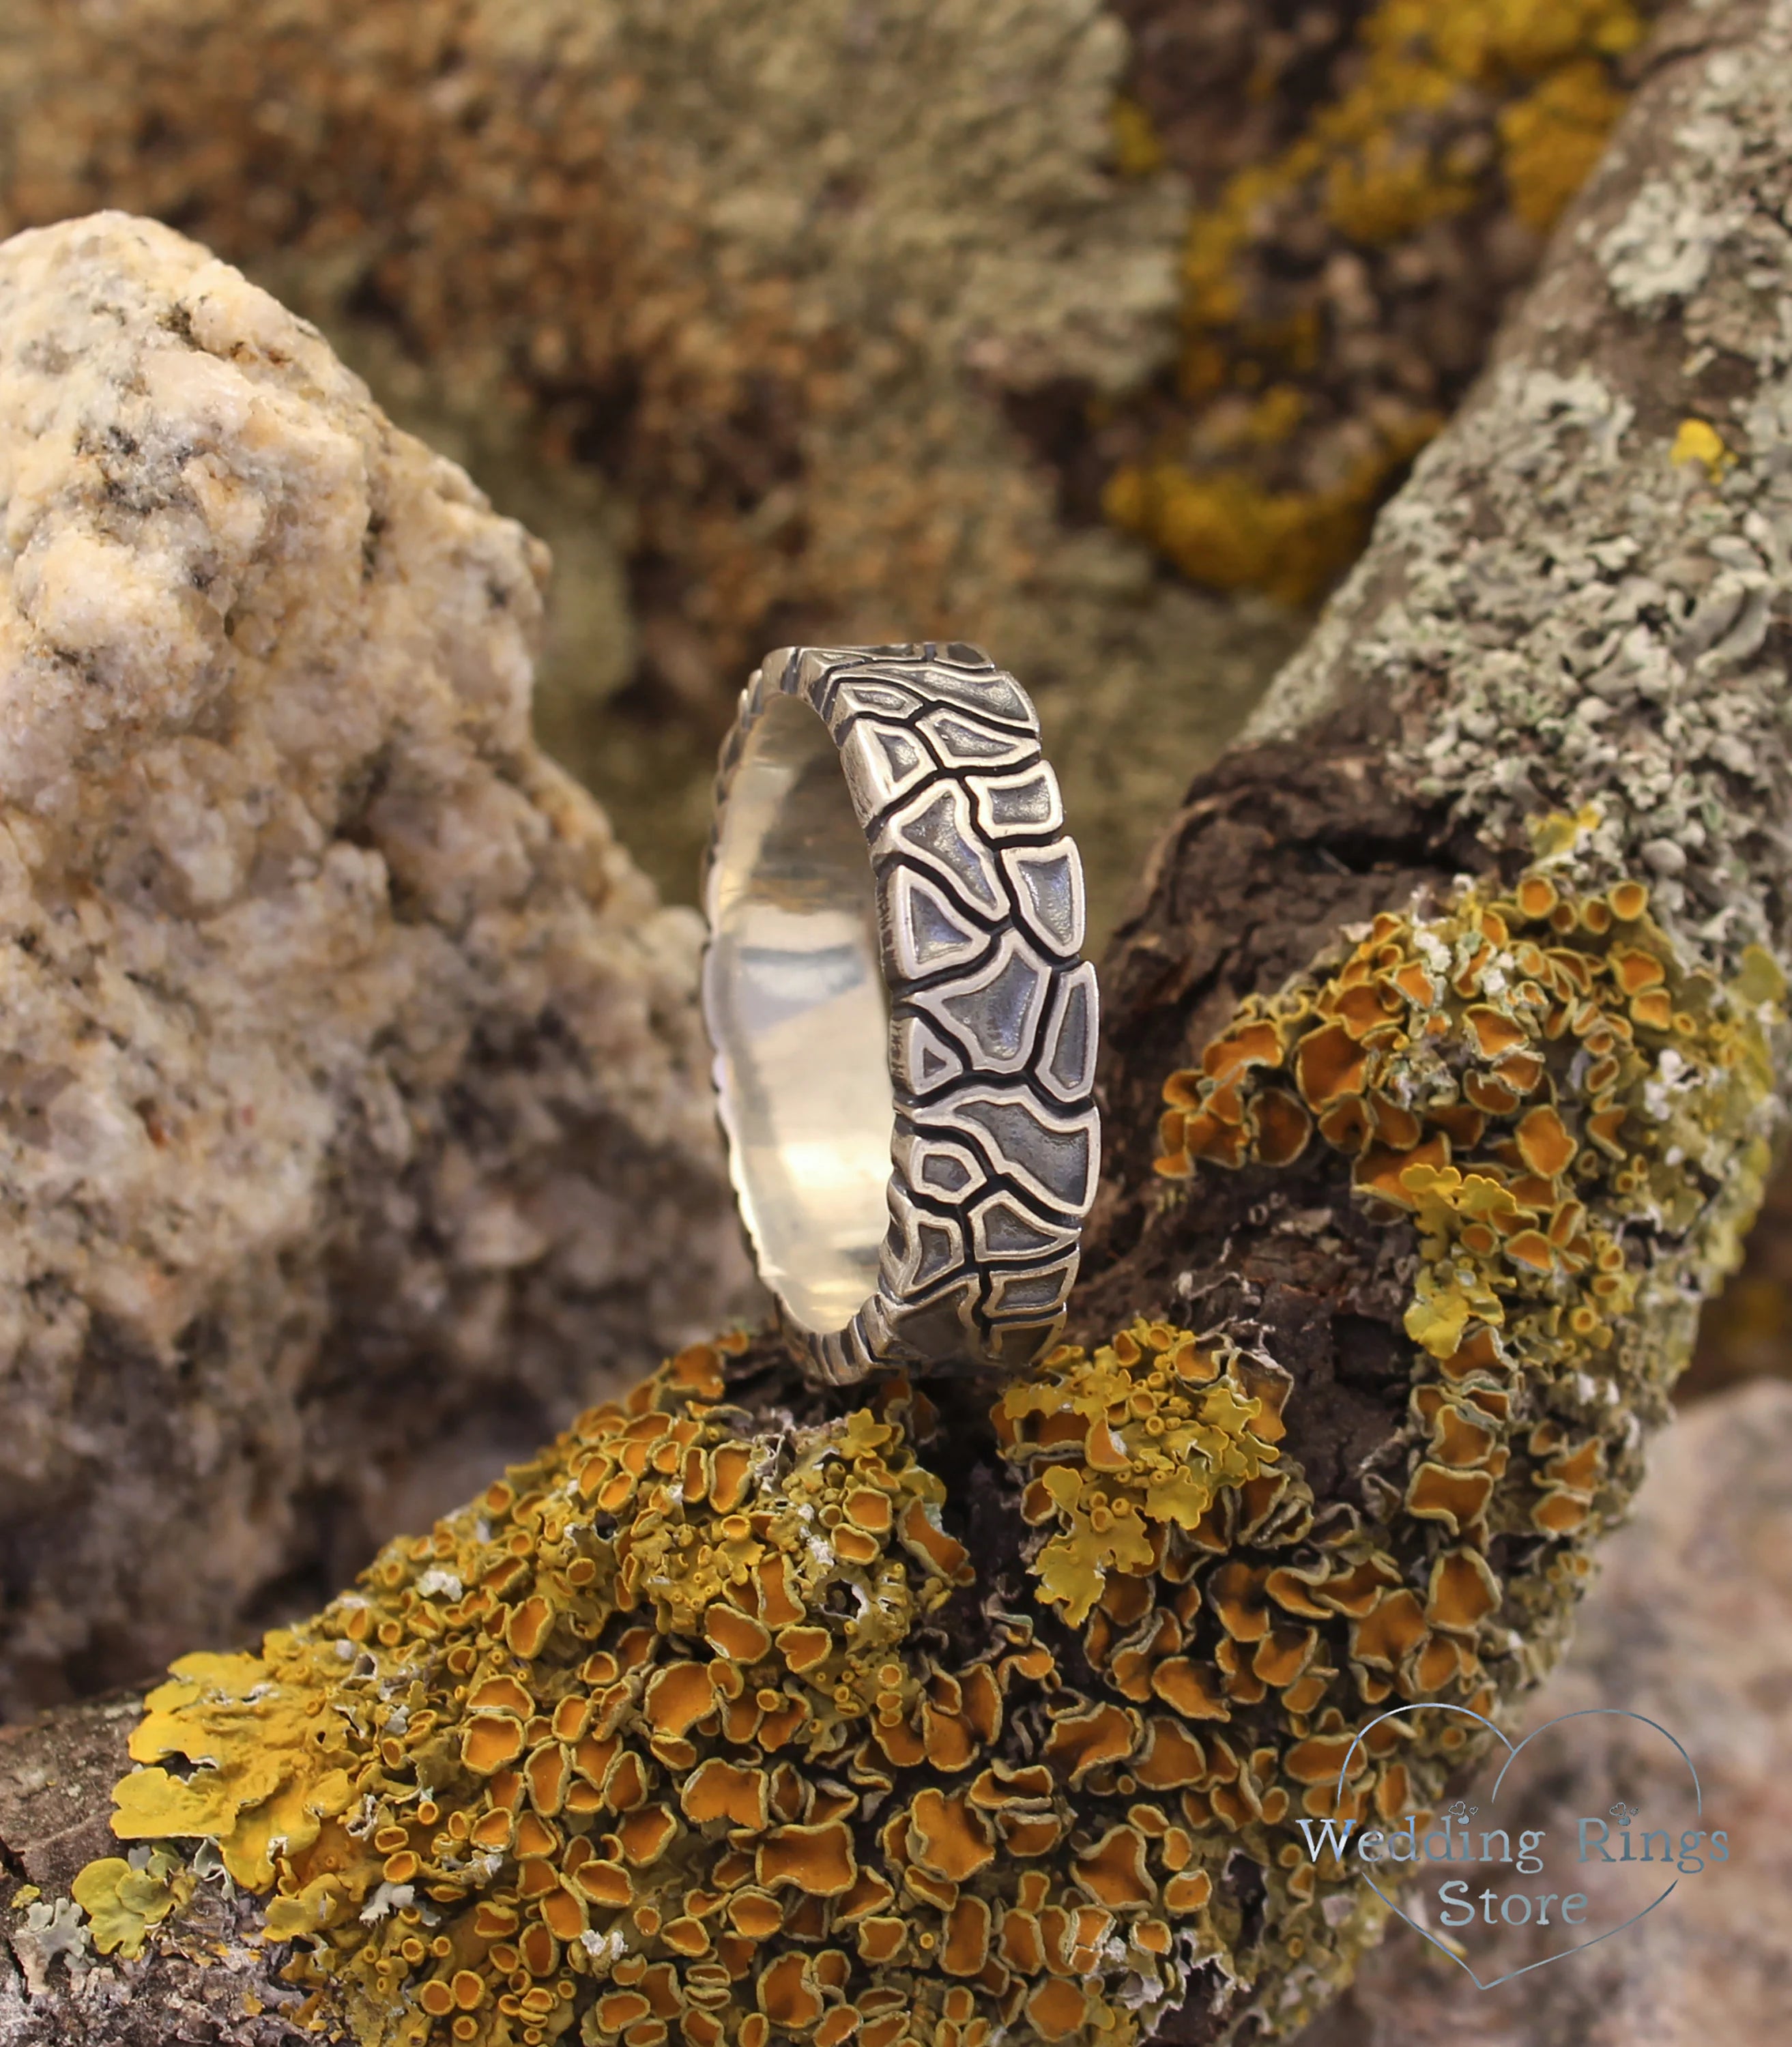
703 642 1101 1384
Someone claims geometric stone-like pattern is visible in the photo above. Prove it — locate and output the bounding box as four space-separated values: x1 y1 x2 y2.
705 643 1099 1383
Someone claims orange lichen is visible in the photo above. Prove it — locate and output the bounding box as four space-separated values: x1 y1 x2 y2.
91 1326 1288 2047
1144 856 1782 1977
1157 873 1779 1424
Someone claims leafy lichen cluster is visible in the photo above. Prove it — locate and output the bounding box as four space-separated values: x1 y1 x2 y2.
1105 0 1656 603
96 1326 1307 2047
996 1328 1284 1628
1155 862 1781 1431
77 860 1785 2041
68 1846 192 1960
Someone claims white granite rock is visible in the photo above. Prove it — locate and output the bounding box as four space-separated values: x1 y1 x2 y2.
0 213 748 1712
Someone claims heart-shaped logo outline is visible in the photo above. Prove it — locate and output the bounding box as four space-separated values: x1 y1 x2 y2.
1331 1703 1703 1990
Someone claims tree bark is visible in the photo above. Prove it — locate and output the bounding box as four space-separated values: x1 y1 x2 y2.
1069 0 1792 1535
9 0 1792 2039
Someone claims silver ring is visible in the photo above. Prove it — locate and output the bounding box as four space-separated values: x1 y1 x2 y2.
701 643 1100 1384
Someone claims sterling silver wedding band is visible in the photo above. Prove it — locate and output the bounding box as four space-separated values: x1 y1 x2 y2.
701 643 1100 1384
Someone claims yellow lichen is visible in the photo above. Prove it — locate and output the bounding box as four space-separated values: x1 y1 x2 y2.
1103 422 1439 606
1671 417 1733 476
70 1846 191 1958
1106 0 1653 601
1497 57 1628 231
1109 97 1164 180
85 1329 1282 2047
996 1322 1286 1624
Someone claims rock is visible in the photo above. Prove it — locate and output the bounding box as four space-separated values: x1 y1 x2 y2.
0 214 749 1717
1293 1376 1792 2047
1683 1149 1792 1399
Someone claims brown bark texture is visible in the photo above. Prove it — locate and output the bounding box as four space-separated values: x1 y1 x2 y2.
7 0 1792 2040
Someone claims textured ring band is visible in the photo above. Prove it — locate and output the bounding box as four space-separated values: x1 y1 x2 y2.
701 643 1100 1384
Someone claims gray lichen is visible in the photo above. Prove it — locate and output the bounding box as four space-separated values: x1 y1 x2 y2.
8 1899 90 1997
1246 0 1792 994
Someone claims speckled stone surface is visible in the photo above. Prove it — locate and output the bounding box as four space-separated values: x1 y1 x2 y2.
0 214 748 1717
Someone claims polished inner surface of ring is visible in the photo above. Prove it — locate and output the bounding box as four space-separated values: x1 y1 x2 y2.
704 692 893 1333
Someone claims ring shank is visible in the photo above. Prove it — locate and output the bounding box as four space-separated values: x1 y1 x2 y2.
703 645 1100 1382
702 693 893 1332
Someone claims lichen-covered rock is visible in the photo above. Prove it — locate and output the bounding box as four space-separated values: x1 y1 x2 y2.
1104 0 1667 604
0 214 747 1717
